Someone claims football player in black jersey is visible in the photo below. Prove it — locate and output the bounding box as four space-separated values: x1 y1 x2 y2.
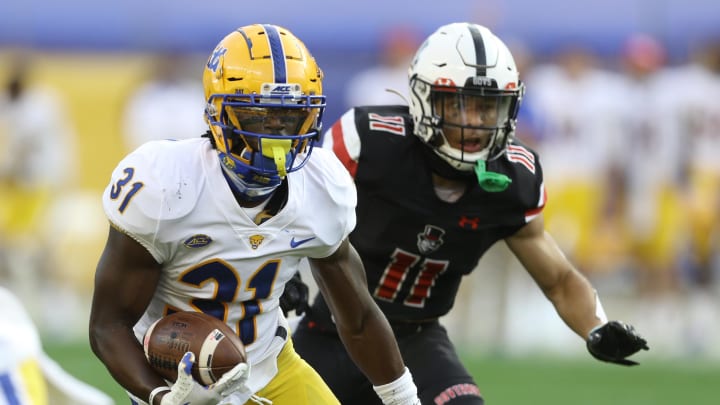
285 23 649 405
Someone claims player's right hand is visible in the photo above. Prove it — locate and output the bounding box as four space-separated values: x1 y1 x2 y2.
159 352 250 405
586 321 649 366
279 272 310 316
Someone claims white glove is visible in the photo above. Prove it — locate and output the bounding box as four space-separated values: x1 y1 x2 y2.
156 352 250 405
372 367 421 405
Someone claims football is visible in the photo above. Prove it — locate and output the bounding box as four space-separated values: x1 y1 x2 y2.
142 311 246 385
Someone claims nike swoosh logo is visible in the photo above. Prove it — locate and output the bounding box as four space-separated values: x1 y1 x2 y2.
290 236 316 248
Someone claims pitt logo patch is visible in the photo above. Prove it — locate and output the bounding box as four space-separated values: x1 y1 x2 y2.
184 234 213 248
249 234 265 249
222 154 236 170
207 47 227 72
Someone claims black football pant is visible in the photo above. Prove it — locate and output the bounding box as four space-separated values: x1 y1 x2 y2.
292 318 484 404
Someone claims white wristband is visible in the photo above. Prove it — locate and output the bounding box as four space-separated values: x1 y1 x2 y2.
148 386 171 405
593 290 608 324
372 367 420 405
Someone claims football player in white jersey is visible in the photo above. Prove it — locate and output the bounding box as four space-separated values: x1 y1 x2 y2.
89 24 420 405
677 41 720 285
616 34 686 294
0 286 113 405
525 46 627 274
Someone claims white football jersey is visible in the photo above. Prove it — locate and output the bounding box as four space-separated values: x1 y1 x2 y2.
674 64 720 172
102 138 356 395
0 287 113 405
526 64 625 181
0 287 42 371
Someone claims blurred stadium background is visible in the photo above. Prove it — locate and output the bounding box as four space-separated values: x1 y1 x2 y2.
2 0 719 403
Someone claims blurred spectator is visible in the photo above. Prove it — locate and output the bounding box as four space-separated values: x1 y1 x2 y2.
0 52 77 309
526 45 627 275
616 33 686 295
344 25 422 108
0 285 113 405
676 38 720 288
121 51 206 152
506 39 544 148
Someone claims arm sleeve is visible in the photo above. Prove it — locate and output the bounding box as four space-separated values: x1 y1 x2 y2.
321 108 360 177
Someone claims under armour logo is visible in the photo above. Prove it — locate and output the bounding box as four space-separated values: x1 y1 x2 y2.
459 216 480 230
434 77 456 87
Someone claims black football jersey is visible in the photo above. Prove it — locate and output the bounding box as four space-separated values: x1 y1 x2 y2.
320 105 546 321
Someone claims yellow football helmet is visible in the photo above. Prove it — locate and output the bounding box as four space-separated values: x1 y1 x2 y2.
203 24 325 201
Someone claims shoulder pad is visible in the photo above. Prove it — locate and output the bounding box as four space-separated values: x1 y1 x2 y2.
102 140 206 237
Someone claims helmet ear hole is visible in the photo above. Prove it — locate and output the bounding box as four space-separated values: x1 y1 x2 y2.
205 103 217 118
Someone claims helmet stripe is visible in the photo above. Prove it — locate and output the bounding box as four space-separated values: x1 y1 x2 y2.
262 24 287 83
467 24 487 77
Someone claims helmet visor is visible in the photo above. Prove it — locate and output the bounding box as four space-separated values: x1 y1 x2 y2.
227 106 312 136
432 90 514 130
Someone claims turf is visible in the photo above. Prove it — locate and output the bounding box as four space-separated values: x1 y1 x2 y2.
43 340 719 405
43 338 128 404
462 351 719 405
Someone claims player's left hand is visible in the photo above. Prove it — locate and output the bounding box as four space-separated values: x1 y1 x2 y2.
586 321 649 366
280 272 310 316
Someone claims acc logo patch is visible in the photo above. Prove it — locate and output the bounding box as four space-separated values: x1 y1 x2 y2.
261 83 301 95
184 234 213 248
249 234 265 249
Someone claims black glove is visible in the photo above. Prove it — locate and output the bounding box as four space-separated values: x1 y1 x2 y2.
586 321 649 366
279 272 309 316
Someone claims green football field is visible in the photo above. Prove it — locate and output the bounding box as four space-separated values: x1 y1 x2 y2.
44 339 718 405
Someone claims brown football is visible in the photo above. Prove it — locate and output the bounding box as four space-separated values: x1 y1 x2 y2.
142 311 246 385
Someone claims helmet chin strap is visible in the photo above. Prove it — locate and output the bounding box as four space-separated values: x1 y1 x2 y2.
219 160 280 202
474 160 511 192
420 139 511 192
421 144 475 181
